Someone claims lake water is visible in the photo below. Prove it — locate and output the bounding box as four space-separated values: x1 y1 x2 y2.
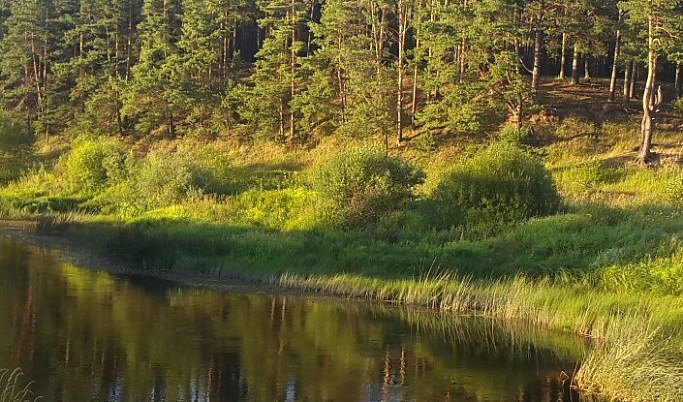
0 237 585 401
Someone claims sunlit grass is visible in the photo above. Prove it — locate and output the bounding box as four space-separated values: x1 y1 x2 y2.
575 317 683 402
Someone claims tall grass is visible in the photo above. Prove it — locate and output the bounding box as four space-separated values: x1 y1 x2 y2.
0 368 41 402
575 317 683 402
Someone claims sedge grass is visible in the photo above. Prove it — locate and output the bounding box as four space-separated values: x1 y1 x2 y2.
0 368 41 402
575 316 683 402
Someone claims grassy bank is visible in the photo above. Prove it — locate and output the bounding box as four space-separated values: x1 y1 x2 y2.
2 83 683 400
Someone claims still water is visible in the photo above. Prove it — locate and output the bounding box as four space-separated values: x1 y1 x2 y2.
0 237 585 401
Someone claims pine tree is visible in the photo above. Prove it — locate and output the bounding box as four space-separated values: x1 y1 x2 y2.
123 0 186 138
621 0 683 162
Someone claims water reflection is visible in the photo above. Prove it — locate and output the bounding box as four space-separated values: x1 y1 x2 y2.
0 238 584 401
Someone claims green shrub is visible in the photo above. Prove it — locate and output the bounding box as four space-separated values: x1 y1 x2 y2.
431 142 560 228
133 150 205 209
63 139 128 193
672 97 683 118
312 147 425 229
0 110 33 153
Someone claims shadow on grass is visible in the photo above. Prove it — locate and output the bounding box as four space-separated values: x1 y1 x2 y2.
45 202 683 294
221 162 305 195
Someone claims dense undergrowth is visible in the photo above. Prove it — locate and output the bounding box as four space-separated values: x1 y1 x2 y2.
1 99 683 400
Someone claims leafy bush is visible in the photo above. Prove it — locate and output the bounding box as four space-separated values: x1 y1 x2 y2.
312 147 425 229
672 97 683 118
431 142 560 228
63 139 128 193
133 150 207 209
0 110 34 153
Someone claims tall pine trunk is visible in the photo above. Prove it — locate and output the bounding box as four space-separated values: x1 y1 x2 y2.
531 27 543 91
639 8 657 164
396 0 408 145
675 63 682 98
571 43 580 85
622 61 631 107
584 58 590 81
630 63 638 99
289 0 296 141
608 16 621 103
559 33 567 79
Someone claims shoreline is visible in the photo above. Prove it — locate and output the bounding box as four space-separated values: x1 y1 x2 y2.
2 218 683 401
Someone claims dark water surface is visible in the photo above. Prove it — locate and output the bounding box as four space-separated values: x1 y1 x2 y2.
0 237 585 401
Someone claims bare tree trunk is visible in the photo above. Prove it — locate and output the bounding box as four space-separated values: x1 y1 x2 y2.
571 43 580 85
608 17 621 103
584 57 590 81
516 93 524 131
639 10 657 164
630 62 638 99
411 2 423 126
622 60 631 107
396 0 409 145
336 38 346 124
126 0 133 81
411 54 419 126
559 32 567 79
531 27 543 91
289 0 297 141
458 39 466 82
675 63 682 98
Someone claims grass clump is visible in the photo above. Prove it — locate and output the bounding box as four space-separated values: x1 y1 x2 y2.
575 317 683 402
430 142 560 229
0 368 41 402
312 147 425 229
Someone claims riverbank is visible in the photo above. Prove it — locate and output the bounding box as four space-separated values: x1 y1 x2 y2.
3 214 683 401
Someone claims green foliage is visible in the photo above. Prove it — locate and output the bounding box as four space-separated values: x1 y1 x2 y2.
431 142 560 228
313 147 425 229
133 149 206 209
62 139 128 194
0 110 33 154
498 125 533 147
672 97 683 118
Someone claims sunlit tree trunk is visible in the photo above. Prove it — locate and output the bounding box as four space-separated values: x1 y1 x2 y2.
571 42 580 85
559 32 567 79
639 8 657 164
608 14 622 103
622 60 631 107
531 27 543 91
396 0 409 145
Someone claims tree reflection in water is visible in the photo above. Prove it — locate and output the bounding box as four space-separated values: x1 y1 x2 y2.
0 238 584 401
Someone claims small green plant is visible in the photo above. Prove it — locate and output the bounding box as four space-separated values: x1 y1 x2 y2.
0 367 41 402
416 131 438 152
498 125 533 147
312 147 425 229
431 142 560 228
